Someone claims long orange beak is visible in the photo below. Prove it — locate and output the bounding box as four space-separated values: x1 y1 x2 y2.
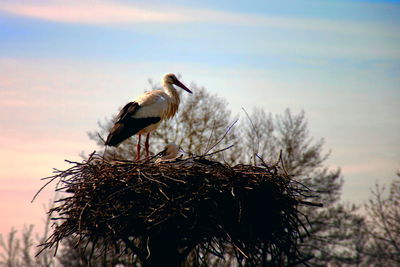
174 79 192 94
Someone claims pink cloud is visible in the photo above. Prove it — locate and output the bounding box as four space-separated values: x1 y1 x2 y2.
0 1 190 24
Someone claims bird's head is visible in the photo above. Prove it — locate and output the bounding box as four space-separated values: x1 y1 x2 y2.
155 143 180 163
163 143 180 158
163 73 192 94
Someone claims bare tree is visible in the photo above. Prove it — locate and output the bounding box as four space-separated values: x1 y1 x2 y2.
363 173 400 266
240 108 366 266
57 235 141 267
0 222 56 267
0 228 21 267
241 108 327 173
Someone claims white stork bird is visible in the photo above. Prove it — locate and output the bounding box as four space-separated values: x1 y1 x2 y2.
105 73 192 160
155 143 180 163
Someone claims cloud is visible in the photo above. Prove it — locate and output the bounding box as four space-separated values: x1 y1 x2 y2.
0 0 398 38
2 1 398 61
0 1 189 24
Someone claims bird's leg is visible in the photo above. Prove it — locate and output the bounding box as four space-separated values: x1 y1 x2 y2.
136 134 141 160
145 133 150 158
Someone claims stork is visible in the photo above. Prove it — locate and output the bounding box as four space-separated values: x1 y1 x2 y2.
105 73 192 160
155 143 180 163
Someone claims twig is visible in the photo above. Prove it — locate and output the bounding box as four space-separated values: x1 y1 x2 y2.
205 119 238 154
242 108 260 166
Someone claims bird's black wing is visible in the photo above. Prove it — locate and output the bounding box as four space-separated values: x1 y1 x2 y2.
115 101 139 122
105 102 161 147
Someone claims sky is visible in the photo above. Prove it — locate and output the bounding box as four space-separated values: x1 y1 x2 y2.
0 0 399 237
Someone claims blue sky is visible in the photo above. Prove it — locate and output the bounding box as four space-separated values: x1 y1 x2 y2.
0 0 399 234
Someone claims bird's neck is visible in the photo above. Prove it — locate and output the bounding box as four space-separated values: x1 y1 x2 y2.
163 82 180 105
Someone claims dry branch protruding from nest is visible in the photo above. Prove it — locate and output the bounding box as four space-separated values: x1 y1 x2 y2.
38 152 320 266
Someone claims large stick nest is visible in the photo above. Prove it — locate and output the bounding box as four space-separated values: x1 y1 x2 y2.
37 152 320 266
